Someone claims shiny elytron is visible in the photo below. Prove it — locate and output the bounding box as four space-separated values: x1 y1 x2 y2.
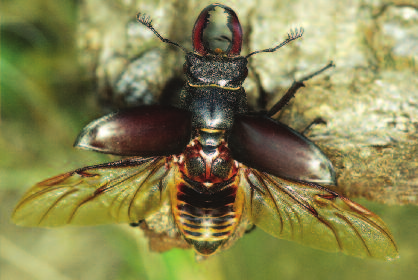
12 4 398 260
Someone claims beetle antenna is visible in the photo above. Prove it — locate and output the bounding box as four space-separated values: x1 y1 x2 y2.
245 28 304 58
136 13 188 53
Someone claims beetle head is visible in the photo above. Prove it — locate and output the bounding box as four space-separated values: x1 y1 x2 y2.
192 4 242 56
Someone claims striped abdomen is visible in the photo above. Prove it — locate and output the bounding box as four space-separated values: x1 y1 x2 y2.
172 177 243 255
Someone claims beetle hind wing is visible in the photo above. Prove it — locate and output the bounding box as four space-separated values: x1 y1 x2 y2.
239 167 399 260
12 157 172 227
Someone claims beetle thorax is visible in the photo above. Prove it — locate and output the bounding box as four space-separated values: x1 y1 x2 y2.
177 54 249 131
185 53 248 89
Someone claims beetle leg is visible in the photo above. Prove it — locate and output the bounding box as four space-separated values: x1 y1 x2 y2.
244 224 257 234
267 61 335 117
129 220 144 227
247 63 269 111
300 117 327 135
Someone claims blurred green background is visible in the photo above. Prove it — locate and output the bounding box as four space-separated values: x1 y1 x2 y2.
1 1 417 280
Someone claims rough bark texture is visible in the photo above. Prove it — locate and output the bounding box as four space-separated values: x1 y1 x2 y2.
78 0 418 205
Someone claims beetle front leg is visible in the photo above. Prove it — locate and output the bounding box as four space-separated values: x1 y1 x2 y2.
267 61 335 117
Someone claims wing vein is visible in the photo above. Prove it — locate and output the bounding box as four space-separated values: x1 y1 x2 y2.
335 213 372 257
39 189 79 225
127 158 166 220
252 171 285 234
264 174 295 236
66 165 149 224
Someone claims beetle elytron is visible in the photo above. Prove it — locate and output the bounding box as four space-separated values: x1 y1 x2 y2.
12 3 398 260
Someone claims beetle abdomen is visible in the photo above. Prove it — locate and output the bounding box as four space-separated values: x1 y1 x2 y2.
173 179 241 255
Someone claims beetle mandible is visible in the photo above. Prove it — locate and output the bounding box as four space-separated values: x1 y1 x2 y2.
12 3 398 259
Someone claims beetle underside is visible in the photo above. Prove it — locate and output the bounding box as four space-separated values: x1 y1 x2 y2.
11 3 398 261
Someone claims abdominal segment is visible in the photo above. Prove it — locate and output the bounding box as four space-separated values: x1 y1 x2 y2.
172 137 244 255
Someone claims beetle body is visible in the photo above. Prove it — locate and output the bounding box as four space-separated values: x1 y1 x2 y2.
12 4 398 260
161 7 249 253
179 53 248 130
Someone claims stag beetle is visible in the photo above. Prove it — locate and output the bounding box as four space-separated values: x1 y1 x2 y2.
12 3 398 259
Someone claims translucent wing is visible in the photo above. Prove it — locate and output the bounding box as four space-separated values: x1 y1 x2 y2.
239 167 399 260
12 157 174 227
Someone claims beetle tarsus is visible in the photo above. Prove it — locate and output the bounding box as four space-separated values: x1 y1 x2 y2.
300 117 327 135
129 220 144 227
245 224 257 234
